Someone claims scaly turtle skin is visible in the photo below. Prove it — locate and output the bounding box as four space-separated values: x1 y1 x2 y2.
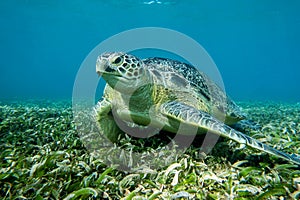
95 52 300 165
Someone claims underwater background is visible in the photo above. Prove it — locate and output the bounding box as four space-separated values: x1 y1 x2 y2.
1 1 300 199
1 0 300 101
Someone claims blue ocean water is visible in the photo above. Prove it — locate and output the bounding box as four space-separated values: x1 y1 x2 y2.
0 0 299 102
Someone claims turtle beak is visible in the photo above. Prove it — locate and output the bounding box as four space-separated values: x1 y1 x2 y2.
96 57 108 77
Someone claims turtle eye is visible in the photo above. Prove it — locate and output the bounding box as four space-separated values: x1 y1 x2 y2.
112 56 123 65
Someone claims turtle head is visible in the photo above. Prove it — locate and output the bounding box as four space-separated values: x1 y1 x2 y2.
96 52 147 93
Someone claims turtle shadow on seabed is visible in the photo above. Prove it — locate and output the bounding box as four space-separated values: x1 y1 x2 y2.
98 123 223 159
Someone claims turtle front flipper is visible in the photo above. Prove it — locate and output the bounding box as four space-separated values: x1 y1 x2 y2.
231 119 261 132
94 98 123 143
160 101 300 166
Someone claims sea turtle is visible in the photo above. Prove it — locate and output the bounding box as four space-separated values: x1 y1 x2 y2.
95 52 300 165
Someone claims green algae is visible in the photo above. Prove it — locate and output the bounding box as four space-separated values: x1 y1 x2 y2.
0 100 299 199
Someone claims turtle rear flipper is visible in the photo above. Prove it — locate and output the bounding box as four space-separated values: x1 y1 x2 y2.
161 101 300 166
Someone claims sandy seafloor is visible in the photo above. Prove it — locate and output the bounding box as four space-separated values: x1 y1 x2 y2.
0 99 299 199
